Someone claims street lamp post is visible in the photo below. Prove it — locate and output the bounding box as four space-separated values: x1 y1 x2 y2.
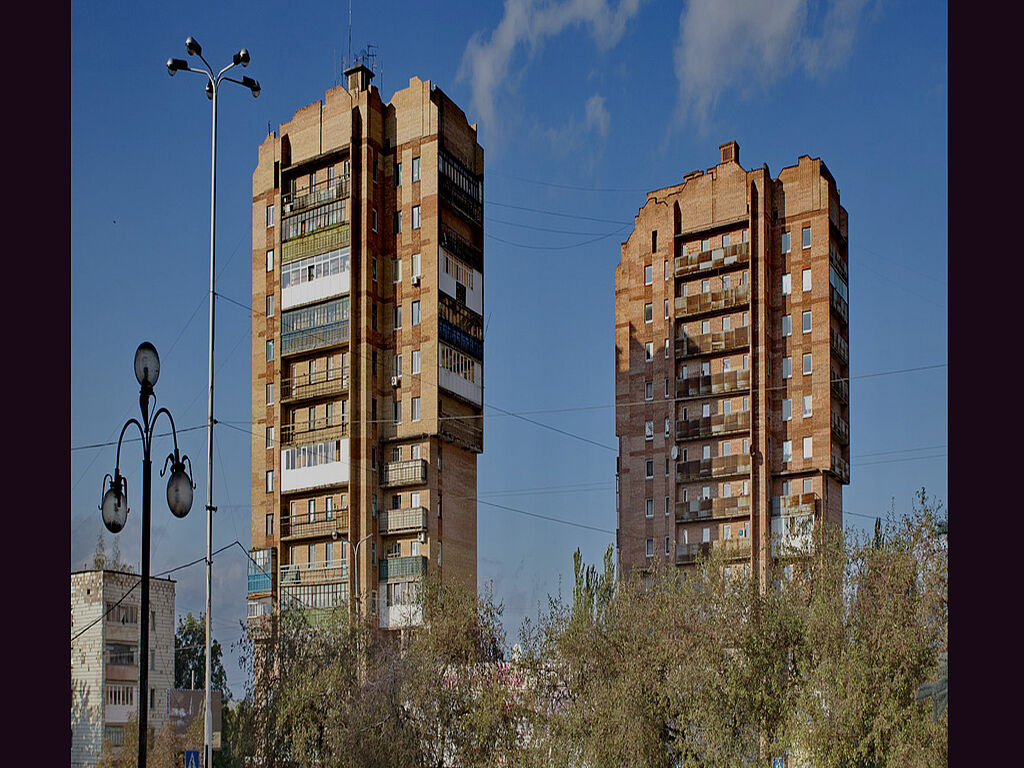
100 342 195 768
331 532 374 620
167 37 260 768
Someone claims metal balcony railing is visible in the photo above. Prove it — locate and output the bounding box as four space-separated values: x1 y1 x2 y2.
829 197 848 241
282 176 351 214
771 493 818 518
380 459 428 488
378 556 427 581
675 495 752 523
674 242 750 278
831 453 850 484
830 285 849 326
281 419 349 446
282 223 350 265
282 320 349 357
676 368 751 399
674 284 750 319
439 174 483 224
438 411 483 454
281 368 349 403
676 326 750 359
831 375 849 405
831 411 850 446
830 329 849 365
675 538 751 565
379 507 428 535
279 559 348 587
280 512 348 541
440 227 483 271
676 454 751 482
675 410 750 441
247 548 276 594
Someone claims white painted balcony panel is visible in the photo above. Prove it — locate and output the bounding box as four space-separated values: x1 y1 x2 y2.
379 603 423 630
439 365 482 406
281 438 349 492
438 250 483 315
282 272 350 311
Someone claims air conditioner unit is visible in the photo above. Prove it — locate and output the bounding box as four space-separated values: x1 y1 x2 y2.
411 275 421 286
391 376 401 388
418 531 426 543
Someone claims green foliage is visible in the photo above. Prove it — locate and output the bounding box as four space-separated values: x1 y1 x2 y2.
174 613 229 699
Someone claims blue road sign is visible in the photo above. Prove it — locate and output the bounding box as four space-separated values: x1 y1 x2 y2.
184 750 199 768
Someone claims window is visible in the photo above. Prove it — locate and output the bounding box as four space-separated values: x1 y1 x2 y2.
267 383 274 405
782 357 792 379
266 471 274 492
702 526 710 542
412 349 421 374
702 403 710 418
802 268 812 292
723 316 731 332
266 295 274 317
665 339 670 359
645 460 654 479
394 161 402 186
664 260 670 280
665 536 670 555
803 436 813 459
803 395 813 417
781 231 791 253
665 417 671 437
702 279 710 294
412 397 421 422
645 421 654 441
803 353 812 375
646 538 654 557
644 264 653 285
743 355 748 370
412 156 421 182
644 303 653 323
782 315 791 337
393 258 402 283
645 342 653 362
394 211 402 233
393 354 402 377
701 238 710 251
412 205 421 230
664 299 670 320
723 482 731 497
802 310 812 334
652 231 658 252
742 229 748 243
372 304 378 330
782 273 791 296
723 358 731 372
702 445 711 460
308 543 316 565
412 253 421 277
372 209 378 232
266 427 274 449
394 305 402 329
308 499 316 523
723 400 731 415
645 498 654 518
266 205 274 228
802 226 811 250
266 249 274 272
265 513 273 536
701 320 710 334
782 399 792 421
393 399 402 425
326 497 334 520
803 478 814 494
722 441 730 456
645 381 653 401
783 441 792 462
664 378 670 398
743 396 749 411
266 340 274 361
723 233 730 247
723 275 730 290
408 300 420 327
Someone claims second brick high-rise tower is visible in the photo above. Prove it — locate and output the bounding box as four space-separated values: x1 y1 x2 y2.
615 141 849 583
248 66 484 631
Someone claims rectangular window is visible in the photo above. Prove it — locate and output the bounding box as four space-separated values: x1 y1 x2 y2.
803 478 814 494
782 315 791 337
266 249 275 272
802 268 812 292
412 205 421 230
393 354 402 377
394 211 402 233
664 379 670 398
664 260 670 280
394 305 402 329
702 279 710 294
267 383 274 405
266 205 274 228
701 320 710 334
412 349 421 374
783 441 792 462
644 303 653 323
266 295 274 317
742 229 748 243
646 538 654 557
645 342 653 362
701 238 710 251
781 231 791 253
665 339 670 359
665 417 670 437
265 513 273 536
665 536 670 554
308 499 316 523
412 397 421 422
722 234 730 247
644 264 653 285
664 299 670 320
645 460 654 479
326 497 334 520
702 403 710 418
266 471 274 492
802 310 812 333
372 209 378 232
803 394 813 417
782 273 791 296
803 436 813 459
723 441 730 456
393 399 402 425
702 526 710 542
702 445 711 460
394 161 402 186
412 300 421 326
645 421 654 441
393 258 402 283
372 303 378 330
723 275 730 290
723 316 731 332
412 253 421 277
266 427 274 449
412 156 421 182
652 231 658 252
802 226 811 250
782 357 792 379
723 358 731 372
723 401 731 415
266 340 274 361
803 353 812 375
782 399 791 421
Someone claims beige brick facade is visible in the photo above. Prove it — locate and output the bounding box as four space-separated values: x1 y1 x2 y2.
249 67 483 633
615 142 849 583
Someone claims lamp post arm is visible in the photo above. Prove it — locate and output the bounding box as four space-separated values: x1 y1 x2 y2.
179 65 214 83
114 419 146 470
150 407 183 455
215 60 239 83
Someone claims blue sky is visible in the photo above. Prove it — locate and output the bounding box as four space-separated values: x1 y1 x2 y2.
71 0 947 696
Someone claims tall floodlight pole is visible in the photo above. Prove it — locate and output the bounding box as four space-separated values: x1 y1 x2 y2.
166 39 260 768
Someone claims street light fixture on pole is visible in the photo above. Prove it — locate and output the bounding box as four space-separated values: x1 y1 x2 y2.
100 342 195 768
332 532 374 620
166 37 260 768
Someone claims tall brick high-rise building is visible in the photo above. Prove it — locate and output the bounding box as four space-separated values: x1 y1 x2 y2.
615 141 849 582
247 66 484 632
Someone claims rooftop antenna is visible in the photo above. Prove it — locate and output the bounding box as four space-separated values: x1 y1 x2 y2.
348 0 352 68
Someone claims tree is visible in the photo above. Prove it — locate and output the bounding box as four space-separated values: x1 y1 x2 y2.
174 613 230 699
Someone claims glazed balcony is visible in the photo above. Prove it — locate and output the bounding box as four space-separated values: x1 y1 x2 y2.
282 223 350 264
675 538 752 565
676 326 750 359
247 548 276 594
676 454 751 483
675 410 750 441
830 453 851 484
440 174 483 225
439 226 483 271
831 375 849 405
379 507 428 536
770 493 818 518
378 555 427 581
829 196 848 241
380 459 428 488
675 495 752 523
280 511 348 542
282 320 349 357
677 368 750 399
281 367 349 404
281 419 349 447
674 284 750 319
675 242 750 278
830 329 849 366
279 559 348 587
830 286 849 326
831 411 850 446
282 176 351 214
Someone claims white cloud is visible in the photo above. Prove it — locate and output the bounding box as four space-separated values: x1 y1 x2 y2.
584 93 610 138
459 0 643 143
673 0 872 128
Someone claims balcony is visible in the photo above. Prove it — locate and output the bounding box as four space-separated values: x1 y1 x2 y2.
380 459 428 488
281 418 350 447
675 538 752 565
440 174 483 225
675 410 750 441
831 411 849 446
830 285 849 326
676 454 751 482
282 223 350 264
282 320 349 357
675 495 751 523
677 368 750 399
439 149 483 226
247 548 276 594
830 329 849 366
281 368 349 404
771 513 814 558
831 375 849 405
281 512 348 542
378 555 427 581
379 603 423 630
440 227 483 271
379 507 428 536
282 176 351 214
771 493 818 518
676 326 750 359
829 197 848 241
674 284 750 319
279 559 348 587
830 453 850 484
438 410 484 454
675 242 750 278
